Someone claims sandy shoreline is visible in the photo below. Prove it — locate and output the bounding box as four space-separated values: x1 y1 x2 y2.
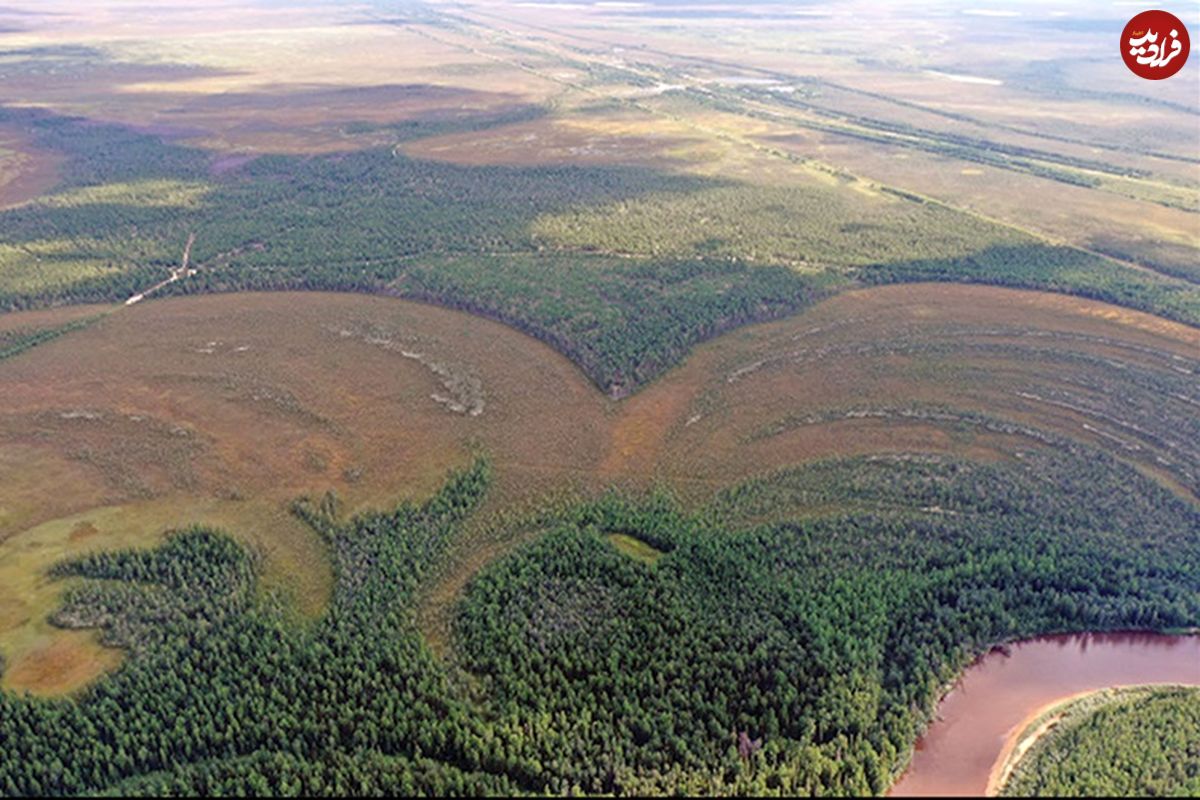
984 683 1196 796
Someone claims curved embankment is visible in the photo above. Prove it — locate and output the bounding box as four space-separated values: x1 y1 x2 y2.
994 684 1200 797
988 691 1097 796
889 632 1200 797
0 283 1197 692
988 684 1196 796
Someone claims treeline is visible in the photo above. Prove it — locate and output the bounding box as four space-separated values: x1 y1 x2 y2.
0 315 101 361
863 244 1200 326
390 254 825 395
0 106 209 186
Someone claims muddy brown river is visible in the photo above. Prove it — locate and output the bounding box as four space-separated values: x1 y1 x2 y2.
889 631 1200 797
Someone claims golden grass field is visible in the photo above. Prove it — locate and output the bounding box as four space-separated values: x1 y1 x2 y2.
1 283 1194 691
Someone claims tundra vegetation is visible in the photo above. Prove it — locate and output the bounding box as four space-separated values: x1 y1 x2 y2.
0 106 1196 394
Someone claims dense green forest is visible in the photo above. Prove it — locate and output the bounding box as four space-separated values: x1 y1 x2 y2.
1002 687 1200 797
1 106 1196 393
457 449 1200 794
1 444 1197 796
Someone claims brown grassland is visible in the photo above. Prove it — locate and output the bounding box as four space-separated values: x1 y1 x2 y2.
0 128 63 210
1 283 1195 691
402 111 706 168
0 7 567 154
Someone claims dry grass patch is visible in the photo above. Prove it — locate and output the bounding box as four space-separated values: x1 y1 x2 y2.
0 130 63 210
403 112 702 168
0 291 613 691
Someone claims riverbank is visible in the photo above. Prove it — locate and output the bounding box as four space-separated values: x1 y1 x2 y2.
992 685 1200 796
890 632 1200 796
986 685 1186 795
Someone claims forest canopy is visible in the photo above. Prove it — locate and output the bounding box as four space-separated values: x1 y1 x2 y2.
1 446 1197 796
1001 687 1200 797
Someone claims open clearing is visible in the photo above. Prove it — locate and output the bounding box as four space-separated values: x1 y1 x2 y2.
0 129 63 210
607 533 665 565
0 291 609 692
2 283 1192 690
